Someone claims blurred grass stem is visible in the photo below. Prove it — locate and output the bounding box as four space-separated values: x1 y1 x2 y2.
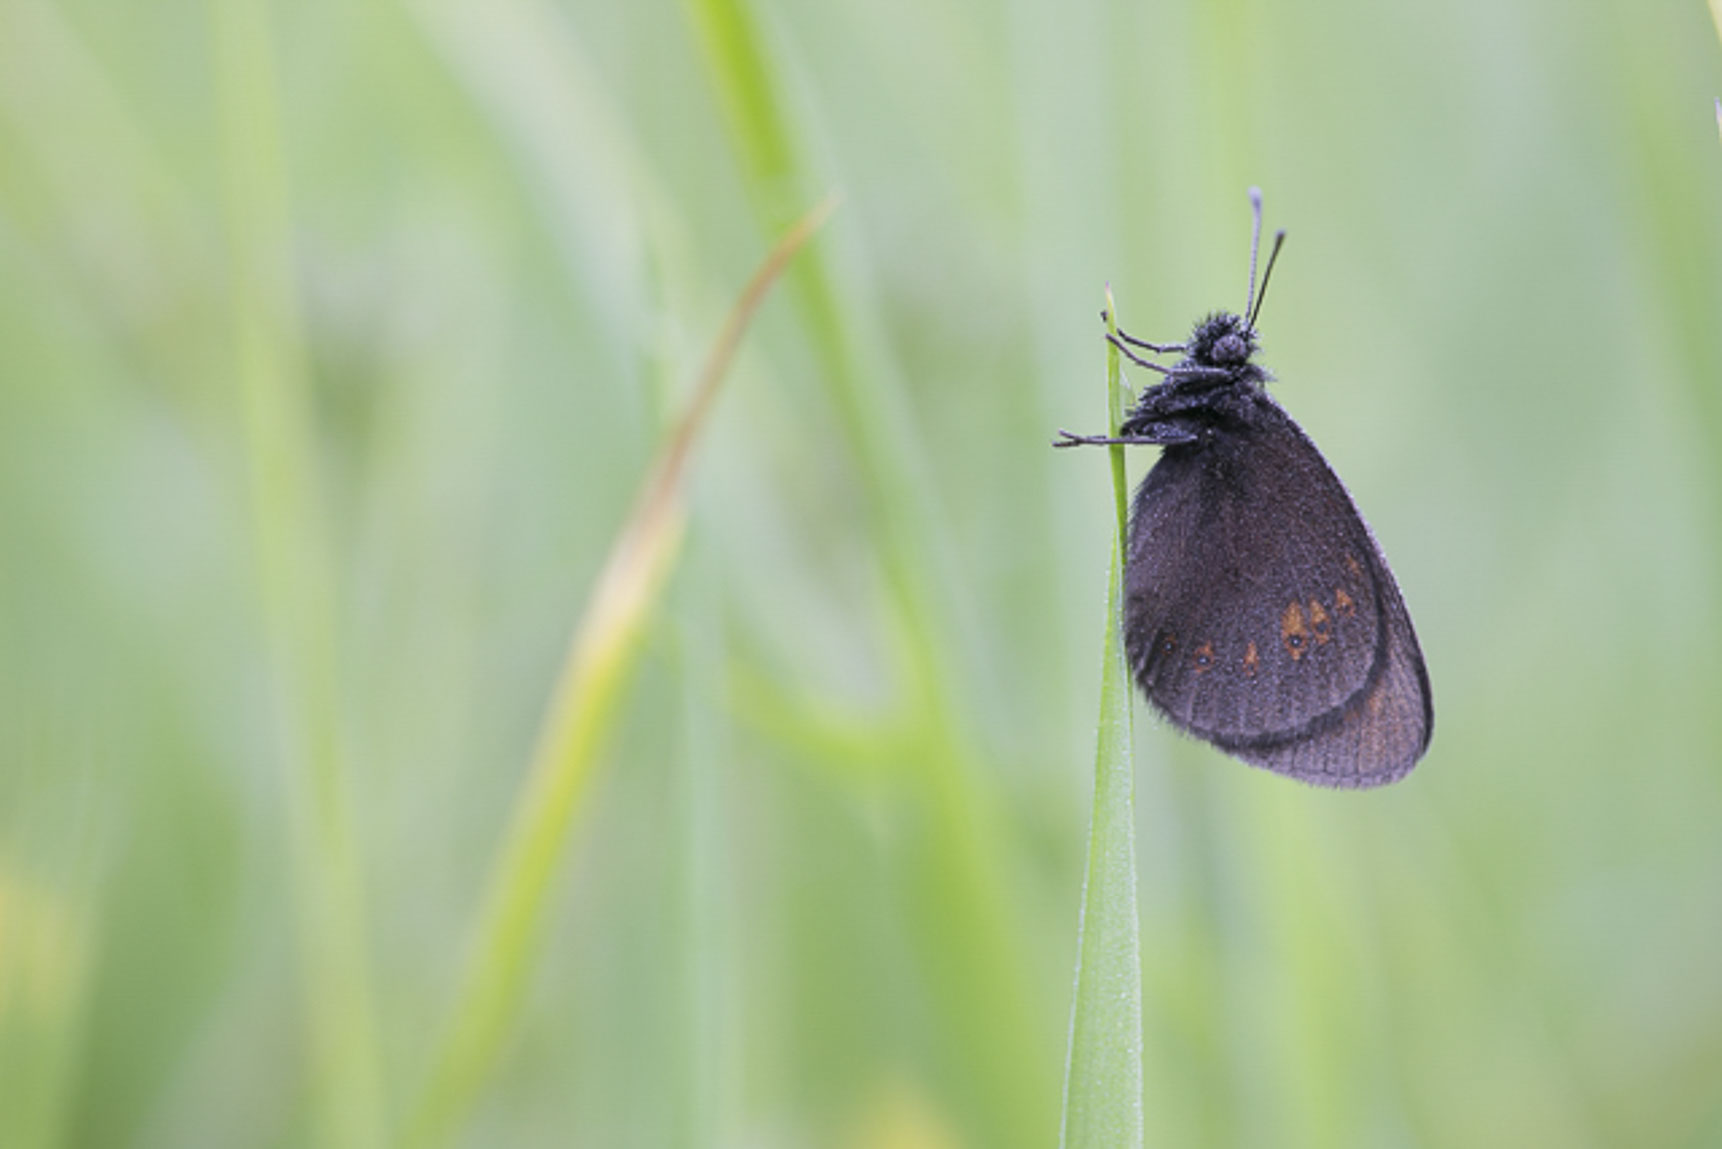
685 1 1056 1138
208 0 385 1145
400 195 836 1149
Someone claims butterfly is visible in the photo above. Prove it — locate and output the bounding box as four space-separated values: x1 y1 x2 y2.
1056 190 1432 787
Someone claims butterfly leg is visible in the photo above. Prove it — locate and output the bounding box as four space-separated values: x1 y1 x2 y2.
1053 429 1162 448
1053 426 1200 448
1099 309 1184 352
1118 329 1184 355
1099 310 1184 354
1105 333 1173 374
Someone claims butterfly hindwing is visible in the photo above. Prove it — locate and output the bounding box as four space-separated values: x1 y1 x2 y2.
1122 397 1431 787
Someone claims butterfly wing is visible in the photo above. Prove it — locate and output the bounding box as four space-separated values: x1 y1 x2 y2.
1123 399 1432 787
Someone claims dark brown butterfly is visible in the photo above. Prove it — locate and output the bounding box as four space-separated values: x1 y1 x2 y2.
1056 190 1432 787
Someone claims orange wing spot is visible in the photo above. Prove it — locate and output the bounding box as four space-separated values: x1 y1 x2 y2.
1192 641 1214 673
1280 601 1309 661
1345 553 1363 578
1243 642 1260 676
1333 588 1355 617
1308 599 1332 644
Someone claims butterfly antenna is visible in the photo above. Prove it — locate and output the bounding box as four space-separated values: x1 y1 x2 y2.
1248 230 1287 330
1244 187 1264 323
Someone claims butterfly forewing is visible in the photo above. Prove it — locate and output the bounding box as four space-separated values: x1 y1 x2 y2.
1123 399 1430 787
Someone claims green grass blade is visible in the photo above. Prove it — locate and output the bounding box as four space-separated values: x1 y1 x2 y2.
668 546 735 1149
400 198 835 1149
207 2 385 1145
1060 293 1143 1149
0 873 93 1149
684 4 1057 1140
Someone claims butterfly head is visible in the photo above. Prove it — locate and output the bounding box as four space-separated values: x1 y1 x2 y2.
1163 311 1270 395
1187 311 1258 369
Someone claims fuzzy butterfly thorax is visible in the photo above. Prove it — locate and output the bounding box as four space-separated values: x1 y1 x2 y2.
1118 313 1273 446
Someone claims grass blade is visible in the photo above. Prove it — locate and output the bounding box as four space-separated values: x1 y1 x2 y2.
1060 292 1143 1148
401 195 836 1149
684 4 1056 1139
208 2 385 1144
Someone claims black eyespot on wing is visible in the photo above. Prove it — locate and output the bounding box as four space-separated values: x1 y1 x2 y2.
1122 399 1431 786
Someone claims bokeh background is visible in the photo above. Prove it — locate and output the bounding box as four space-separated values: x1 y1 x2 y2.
4 0 1722 1145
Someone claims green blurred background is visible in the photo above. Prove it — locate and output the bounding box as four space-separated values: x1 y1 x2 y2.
4 0 1722 1145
